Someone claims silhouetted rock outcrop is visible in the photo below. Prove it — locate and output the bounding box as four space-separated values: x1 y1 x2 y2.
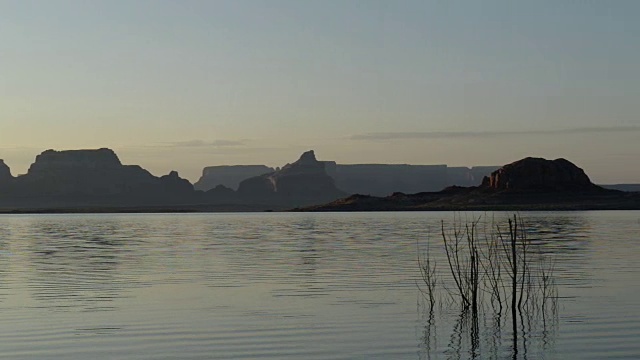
0 160 13 184
194 165 274 191
0 148 195 208
203 184 239 203
481 157 599 192
301 157 640 212
237 150 346 206
196 158 499 195
447 166 501 188
325 163 449 196
159 170 195 194
27 148 122 175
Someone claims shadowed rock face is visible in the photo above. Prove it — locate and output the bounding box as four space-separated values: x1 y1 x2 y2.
237 150 346 206
27 148 122 175
325 163 450 196
1 148 194 207
196 157 499 195
0 160 12 184
194 165 274 191
481 157 597 191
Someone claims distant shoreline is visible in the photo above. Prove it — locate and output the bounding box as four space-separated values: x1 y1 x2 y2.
294 188 640 213
1 201 639 214
0 204 286 214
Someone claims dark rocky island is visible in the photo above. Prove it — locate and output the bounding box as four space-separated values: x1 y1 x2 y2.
300 157 640 211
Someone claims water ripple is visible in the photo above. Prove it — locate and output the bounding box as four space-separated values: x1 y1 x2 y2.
0 211 637 359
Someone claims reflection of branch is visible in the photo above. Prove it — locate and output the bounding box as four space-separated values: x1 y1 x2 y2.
447 309 466 360
470 308 480 359
480 215 503 313
417 238 437 311
418 308 436 360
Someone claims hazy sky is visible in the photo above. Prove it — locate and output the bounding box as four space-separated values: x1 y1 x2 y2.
1 1 639 183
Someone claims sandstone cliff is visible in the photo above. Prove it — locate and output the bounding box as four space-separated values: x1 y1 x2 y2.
481 157 599 191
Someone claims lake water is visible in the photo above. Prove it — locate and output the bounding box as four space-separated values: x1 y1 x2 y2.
0 211 638 359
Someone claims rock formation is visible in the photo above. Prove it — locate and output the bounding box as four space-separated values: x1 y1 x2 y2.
194 165 274 191
237 150 346 206
0 148 195 208
159 170 196 195
481 157 598 191
27 148 122 174
196 160 499 196
447 166 501 188
303 157 640 212
0 159 13 184
325 163 449 196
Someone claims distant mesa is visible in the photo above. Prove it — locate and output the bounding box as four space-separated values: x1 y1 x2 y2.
237 150 346 206
324 162 448 196
481 157 599 192
301 156 640 212
194 165 274 191
0 148 195 208
196 155 500 196
2 148 635 213
325 163 499 196
0 148 349 211
27 148 122 175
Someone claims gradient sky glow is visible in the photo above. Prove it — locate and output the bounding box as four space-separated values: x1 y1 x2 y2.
1 0 639 183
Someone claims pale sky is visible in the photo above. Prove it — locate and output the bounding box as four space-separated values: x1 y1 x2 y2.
1 1 639 184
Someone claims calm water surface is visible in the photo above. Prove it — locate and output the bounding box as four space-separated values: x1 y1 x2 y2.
0 211 638 359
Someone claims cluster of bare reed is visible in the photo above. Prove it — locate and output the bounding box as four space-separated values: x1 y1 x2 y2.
418 214 557 313
417 214 558 357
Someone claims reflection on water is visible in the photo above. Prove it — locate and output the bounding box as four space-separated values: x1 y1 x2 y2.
0 224 9 303
418 300 560 359
26 220 137 311
0 212 637 359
